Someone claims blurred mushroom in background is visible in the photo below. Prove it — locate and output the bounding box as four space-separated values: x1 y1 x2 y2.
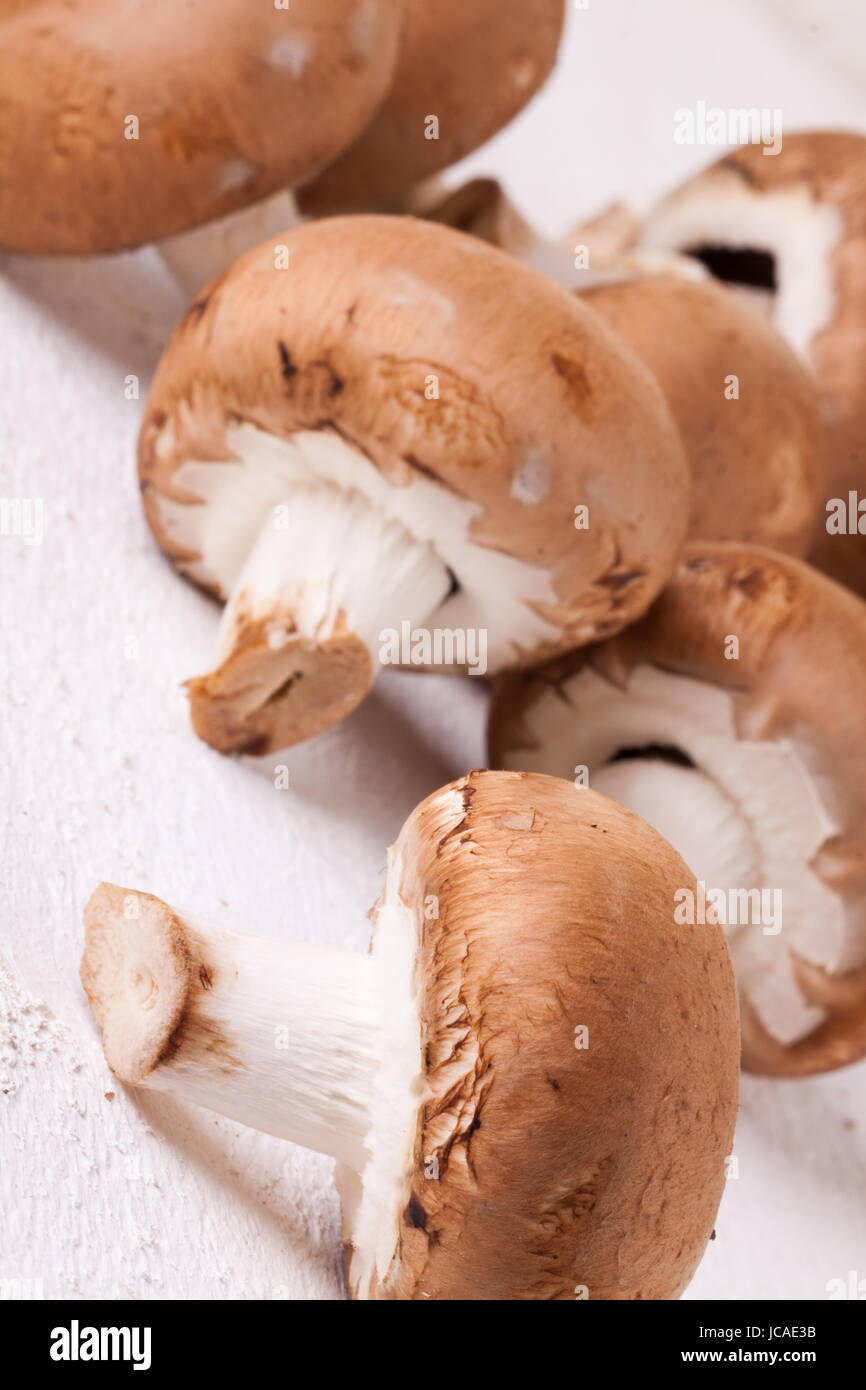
639 132 866 597
0 0 568 296
491 541 866 1078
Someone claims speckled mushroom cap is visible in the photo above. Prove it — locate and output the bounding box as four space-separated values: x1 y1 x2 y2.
299 0 566 214
340 770 739 1301
639 132 866 595
0 0 403 254
138 214 689 753
490 542 866 1077
580 274 824 555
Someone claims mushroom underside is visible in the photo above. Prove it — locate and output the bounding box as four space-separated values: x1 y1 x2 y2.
640 184 842 359
502 662 856 1048
151 423 570 750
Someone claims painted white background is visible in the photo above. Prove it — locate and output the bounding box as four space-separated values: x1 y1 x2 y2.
1 0 865 1301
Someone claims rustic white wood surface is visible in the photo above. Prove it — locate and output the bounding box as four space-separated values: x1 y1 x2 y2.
1 0 865 1301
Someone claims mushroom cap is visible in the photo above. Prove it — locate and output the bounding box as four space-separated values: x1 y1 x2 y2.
490 542 866 1076
0 0 403 254
299 0 566 214
651 129 866 227
640 131 866 594
344 769 739 1301
580 274 824 555
139 213 690 669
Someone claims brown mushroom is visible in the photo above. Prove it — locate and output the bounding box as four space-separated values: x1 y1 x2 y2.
138 213 689 755
0 0 402 256
422 181 826 556
580 274 825 555
298 0 566 214
639 132 866 595
490 541 866 1077
418 176 688 288
80 769 739 1300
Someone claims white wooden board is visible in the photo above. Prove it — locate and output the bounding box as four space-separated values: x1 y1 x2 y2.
1 0 864 1300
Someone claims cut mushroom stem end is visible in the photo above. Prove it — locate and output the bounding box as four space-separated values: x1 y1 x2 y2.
80 883 384 1172
186 485 451 755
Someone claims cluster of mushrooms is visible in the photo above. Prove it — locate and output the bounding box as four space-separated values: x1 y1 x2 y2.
7 1 863 1299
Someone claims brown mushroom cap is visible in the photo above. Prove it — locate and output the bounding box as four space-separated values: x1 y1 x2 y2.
640 132 866 595
0 0 403 254
419 189 825 556
299 0 566 214
341 769 739 1300
580 274 824 555
490 542 866 1077
139 213 689 752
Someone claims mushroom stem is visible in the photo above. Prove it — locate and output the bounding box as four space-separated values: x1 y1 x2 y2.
81 885 381 1171
157 191 302 299
419 179 705 291
186 484 452 753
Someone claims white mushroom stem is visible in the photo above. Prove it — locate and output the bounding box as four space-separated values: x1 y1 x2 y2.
81 886 382 1172
218 484 452 667
519 233 707 293
176 935 379 1170
161 934 379 1170
418 179 706 291
185 479 453 752
157 191 302 299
